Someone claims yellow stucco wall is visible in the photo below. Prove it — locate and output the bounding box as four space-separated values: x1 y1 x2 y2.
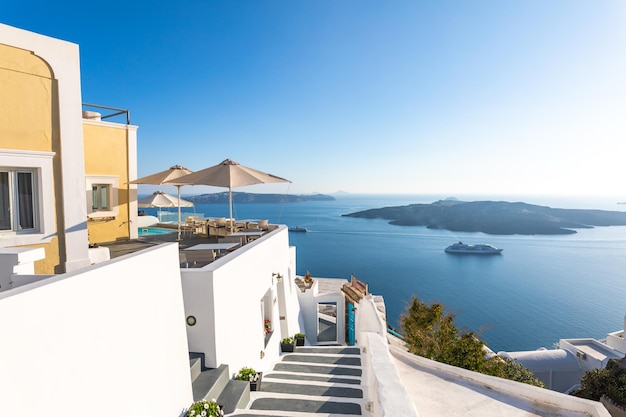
84 123 131 243
0 44 55 151
0 43 61 274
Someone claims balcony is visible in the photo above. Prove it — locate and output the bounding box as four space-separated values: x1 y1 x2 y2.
101 222 279 268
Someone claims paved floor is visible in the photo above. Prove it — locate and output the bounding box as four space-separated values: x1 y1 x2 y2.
227 346 369 417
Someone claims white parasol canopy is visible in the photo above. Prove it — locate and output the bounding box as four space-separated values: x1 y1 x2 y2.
137 191 194 225
130 165 193 240
170 158 291 231
138 191 194 209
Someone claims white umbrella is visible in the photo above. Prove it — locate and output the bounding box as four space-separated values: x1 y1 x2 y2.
170 158 291 232
138 191 194 208
137 191 194 224
130 165 193 240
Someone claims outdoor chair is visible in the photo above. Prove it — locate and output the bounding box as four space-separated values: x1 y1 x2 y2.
208 217 229 237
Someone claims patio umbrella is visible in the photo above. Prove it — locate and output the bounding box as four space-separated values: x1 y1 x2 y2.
137 191 194 223
170 158 291 232
129 165 193 240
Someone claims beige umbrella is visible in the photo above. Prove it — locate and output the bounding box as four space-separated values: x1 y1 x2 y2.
137 191 194 223
170 158 291 232
130 165 193 240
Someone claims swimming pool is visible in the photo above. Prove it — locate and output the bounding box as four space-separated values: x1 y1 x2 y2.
138 227 176 237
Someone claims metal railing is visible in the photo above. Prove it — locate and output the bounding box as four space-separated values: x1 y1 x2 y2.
82 103 130 124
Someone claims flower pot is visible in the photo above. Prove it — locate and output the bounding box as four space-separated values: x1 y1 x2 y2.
281 342 295 352
295 336 305 346
250 372 262 391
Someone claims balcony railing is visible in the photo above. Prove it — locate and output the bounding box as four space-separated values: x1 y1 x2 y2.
82 103 131 124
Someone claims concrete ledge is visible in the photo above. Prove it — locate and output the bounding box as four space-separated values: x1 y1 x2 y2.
363 332 419 417
390 344 611 417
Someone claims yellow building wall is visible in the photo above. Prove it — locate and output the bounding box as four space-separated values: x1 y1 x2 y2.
83 123 131 243
0 43 61 274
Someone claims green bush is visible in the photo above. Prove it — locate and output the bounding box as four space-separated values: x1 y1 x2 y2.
401 296 544 388
574 359 626 406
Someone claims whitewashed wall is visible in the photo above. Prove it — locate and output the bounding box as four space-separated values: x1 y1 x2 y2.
0 243 193 417
605 316 626 354
181 226 299 374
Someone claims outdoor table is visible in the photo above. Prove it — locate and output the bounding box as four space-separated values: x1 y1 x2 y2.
185 242 239 256
186 243 239 251
229 231 264 243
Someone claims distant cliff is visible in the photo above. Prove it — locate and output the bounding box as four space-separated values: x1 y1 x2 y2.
343 200 626 235
185 192 335 204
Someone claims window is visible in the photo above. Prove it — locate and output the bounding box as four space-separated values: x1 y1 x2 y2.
91 184 110 210
85 176 119 218
0 149 54 246
0 169 37 232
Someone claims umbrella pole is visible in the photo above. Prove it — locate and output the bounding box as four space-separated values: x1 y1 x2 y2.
229 186 233 233
177 185 182 241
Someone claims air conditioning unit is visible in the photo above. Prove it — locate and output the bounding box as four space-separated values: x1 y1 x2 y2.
576 351 587 360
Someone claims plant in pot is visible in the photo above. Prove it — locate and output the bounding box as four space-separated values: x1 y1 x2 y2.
281 336 296 352
294 332 306 346
234 366 262 391
185 399 224 417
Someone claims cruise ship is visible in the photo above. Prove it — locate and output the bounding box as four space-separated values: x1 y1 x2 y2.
445 241 503 254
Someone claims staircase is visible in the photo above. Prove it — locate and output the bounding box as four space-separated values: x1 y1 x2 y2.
189 353 250 415
228 346 368 416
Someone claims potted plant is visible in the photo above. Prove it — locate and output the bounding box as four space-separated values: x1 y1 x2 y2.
234 366 262 391
295 332 306 346
185 399 224 417
264 319 271 335
281 336 296 352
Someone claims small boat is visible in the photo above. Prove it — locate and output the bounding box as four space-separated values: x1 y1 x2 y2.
444 241 502 255
288 226 308 232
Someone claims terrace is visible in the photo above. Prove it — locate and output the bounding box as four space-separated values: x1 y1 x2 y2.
101 219 278 266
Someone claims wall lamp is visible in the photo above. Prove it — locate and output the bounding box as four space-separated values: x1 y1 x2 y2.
272 272 283 282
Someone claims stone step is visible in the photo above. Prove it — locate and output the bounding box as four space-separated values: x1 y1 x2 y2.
218 380 250 415
264 372 361 385
294 347 361 355
273 362 362 377
249 397 362 415
281 354 361 366
259 382 363 398
193 364 231 402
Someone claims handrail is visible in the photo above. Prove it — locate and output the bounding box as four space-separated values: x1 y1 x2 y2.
387 327 404 339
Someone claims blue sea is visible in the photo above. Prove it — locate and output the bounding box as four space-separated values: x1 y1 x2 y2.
148 194 626 353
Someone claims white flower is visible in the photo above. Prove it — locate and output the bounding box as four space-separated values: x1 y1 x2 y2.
189 411 195 416
204 403 209 409
201 411 207 417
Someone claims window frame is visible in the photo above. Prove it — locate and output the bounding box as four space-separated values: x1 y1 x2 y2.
0 149 55 246
86 175 119 218
0 169 38 232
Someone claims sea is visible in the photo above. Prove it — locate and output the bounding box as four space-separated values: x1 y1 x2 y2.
147 193 626 353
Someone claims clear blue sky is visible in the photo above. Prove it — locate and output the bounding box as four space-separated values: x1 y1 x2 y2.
4 1 626 197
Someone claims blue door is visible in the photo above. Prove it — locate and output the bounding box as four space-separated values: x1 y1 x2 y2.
347 302 355 346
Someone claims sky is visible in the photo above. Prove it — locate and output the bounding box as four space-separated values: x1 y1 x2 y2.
3 1 626 198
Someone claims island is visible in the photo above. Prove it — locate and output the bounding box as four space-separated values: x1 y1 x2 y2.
185 192 335 204
343 199 626 235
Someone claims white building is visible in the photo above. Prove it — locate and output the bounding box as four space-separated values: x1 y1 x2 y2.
499 323 625 393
